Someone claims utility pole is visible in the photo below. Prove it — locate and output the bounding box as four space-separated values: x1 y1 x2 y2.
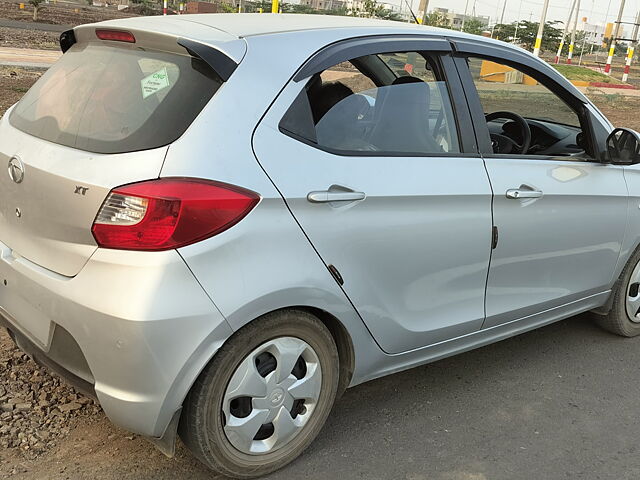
499 0 507 25
419 0 430 25
579 0 596 65
494 0 507 39
461 0 470 31
622 10 640 82
513 0 523 43
533 0 550 57
605 0 626 75
567 0 581 63
554 0 578 63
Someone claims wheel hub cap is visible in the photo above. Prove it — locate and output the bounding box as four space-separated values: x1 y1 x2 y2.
222 337 322 455
627 261 640 323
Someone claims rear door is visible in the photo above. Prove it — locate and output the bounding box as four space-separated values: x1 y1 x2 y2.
254 37 494 354
0 26 233 277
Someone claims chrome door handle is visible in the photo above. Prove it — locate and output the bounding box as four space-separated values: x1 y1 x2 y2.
307 190 366 203
505 188 543 199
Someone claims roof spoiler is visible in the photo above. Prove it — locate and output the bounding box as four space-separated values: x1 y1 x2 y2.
58 30 238 82
177 38 238 82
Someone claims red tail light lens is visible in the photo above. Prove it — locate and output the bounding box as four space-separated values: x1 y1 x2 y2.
95 29 136 43
92 178 260 251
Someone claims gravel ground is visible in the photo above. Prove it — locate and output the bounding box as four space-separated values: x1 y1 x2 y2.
0 330 101 475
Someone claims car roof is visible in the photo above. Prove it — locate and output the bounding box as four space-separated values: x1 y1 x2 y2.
179 13 434 37
100 13 484 40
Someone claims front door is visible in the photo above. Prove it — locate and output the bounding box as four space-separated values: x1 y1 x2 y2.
254 40 493 354
459 54 628 327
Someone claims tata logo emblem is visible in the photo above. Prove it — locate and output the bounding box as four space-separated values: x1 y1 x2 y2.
8 156 25 184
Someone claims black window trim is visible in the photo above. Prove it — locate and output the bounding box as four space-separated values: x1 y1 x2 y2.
280 35 479 157
450 39 603 162
293 35 452 82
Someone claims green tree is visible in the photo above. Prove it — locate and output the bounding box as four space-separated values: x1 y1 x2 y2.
462 18 485 36
492 20 562 52
350 0 400 21
29 0 44 21
422 11 451 28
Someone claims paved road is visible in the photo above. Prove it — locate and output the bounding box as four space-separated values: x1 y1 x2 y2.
0 18 70 32
0 46 60 68
10 313 640 480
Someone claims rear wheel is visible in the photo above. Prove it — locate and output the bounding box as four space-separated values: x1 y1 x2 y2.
597 249 640 337
179 310 339 479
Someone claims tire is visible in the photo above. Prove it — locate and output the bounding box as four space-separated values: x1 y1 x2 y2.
597 247 640 337
179 309 339 479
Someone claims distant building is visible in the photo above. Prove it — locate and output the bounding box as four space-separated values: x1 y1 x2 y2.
581 22 626 47
300 0 345 11
186 1 219 13
433 7 490 29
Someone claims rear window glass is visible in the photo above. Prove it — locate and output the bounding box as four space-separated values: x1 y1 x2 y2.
10 43 222 154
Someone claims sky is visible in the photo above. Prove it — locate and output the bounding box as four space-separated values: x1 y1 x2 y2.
396 0 640 29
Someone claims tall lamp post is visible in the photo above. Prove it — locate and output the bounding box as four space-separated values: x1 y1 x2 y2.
533 0 550 57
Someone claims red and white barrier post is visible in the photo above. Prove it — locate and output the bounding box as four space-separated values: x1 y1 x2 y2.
604 44 616 74
163 0 167 15
622 46 635 82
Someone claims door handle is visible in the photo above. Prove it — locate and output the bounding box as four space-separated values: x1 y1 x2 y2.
505 188 543 199
307 186 366 203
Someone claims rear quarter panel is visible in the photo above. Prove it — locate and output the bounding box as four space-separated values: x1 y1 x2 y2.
163 29 399 386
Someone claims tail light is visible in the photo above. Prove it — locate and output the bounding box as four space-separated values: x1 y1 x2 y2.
92 178 260 251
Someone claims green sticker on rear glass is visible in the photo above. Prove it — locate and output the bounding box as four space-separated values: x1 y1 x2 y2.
141 67 170 99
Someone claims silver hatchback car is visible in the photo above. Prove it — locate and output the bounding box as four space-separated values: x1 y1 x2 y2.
2 13 640 478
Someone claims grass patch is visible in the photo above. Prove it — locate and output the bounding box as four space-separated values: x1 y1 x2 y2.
552 64 613 83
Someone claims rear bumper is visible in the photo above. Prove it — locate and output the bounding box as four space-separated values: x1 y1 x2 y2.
0 240 232 438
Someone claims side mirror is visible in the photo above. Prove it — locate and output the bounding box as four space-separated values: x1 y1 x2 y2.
607 128 640 165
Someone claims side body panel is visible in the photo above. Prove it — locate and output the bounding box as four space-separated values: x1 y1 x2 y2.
483 158 627 327
252 80 493 354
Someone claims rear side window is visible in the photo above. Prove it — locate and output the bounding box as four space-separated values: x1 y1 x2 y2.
280 51 460 156
10 43 222 154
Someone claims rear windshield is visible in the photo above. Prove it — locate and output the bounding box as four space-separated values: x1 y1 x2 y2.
10 43 222 154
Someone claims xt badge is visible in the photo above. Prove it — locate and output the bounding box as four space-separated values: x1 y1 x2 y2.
74 186 89 196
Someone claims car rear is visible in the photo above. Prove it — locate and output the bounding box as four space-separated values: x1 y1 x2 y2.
0 19 248 440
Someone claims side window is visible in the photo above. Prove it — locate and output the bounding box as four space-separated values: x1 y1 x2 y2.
467 57 592 159
280 51 461 156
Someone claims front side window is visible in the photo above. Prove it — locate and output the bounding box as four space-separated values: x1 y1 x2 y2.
467 57 592 159
281 51 461 156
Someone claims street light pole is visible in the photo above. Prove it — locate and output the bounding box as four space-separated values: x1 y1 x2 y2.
461 0 471 31
420 0 430 25
533 0 550 57
605 0 626 74
499 0 507 25
554 0 578 63
567 0 581 63
513 0 523 43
